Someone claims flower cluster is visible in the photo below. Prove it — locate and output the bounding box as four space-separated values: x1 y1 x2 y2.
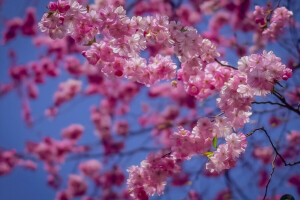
39 0 94 42
53 79 82 107
179 61 233 100
128 117 248 199
61 124 84 141
217 72 254 129
253 6 293 40
35 1 297 199
170 119 214 160
127 151 181 200
0 150 37 176
40 2 222 87
217 51 292 129
238 51 292 96
206 133 247 173
169 22 221 99
2 7 37 44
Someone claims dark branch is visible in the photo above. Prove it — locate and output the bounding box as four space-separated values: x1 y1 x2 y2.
272 90 300 115
263 155 277 200
252 101 285 107
246 127 300 166
214 59 238 70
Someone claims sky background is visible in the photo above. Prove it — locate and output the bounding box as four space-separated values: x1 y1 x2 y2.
0 0 299 200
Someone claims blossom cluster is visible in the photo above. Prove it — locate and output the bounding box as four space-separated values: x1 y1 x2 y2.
217 72 254 129
127 116 248 199
2 7 37 44
39 1 222 87
206 133 247 173
179 61 233 100
253 6 293 40
217 51 292 129
0 150 37 176
34 1 297 199
53 79 82 107
127 151 181 200
238 51 292 96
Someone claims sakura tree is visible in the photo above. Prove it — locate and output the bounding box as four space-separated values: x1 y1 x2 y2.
0 0 299 199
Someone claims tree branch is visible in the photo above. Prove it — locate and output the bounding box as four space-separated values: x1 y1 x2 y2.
246 127 300 166
272 90 300 115
252 101 285 107
214 59 237 70
263 154 277 200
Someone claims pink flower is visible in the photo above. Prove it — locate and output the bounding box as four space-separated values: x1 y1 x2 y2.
268 116 281 127
61 124 84 141
54 79 82 106
252 146 273 164
55 190 71 200
79 160 101 178
114 121 129 136
67 174 88 197
286 130 300 145
262 7 293 40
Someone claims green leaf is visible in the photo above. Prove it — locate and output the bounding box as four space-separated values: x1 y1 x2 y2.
213 136 217 148
47 11 54 18
280 194 295 200
203 152 214 158
84 37 96 46
180 27 187 32
260 23 268 30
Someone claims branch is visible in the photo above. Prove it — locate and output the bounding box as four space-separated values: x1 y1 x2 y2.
263 154 277 200
272 90 300 115
252 101 285 107
246 127 300 166
214 59 237 70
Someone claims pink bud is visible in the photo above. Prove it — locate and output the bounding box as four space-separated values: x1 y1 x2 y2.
58 0 70 13
255 17 265 25
177 69 183 81
59 16 65 23
187 84 199 96
48 2 58 11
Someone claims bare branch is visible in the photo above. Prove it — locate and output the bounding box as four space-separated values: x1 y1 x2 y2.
263 154 277 200
214 59 237 70
246 127 300 166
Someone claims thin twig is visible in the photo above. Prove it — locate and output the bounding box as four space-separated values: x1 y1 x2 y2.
272 90 300 115
252 101 285 107
246 127 300 166
214 59 237 70
263 154 277 200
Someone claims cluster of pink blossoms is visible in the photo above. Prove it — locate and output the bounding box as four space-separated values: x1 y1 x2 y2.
39 0 93 42
238 51 292 96
53 79 82 107
39 0 221 87
2 7 37 44
206 133 247 173
127 151 181 200
25 133 89 190
37 1 296 199
127 116 247 199
178 61 233 100
217 51 292 129
0 150 37 176
253 6 293 40
217 72 254 129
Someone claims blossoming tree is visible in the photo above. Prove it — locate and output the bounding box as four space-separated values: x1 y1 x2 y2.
0 0 300 199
